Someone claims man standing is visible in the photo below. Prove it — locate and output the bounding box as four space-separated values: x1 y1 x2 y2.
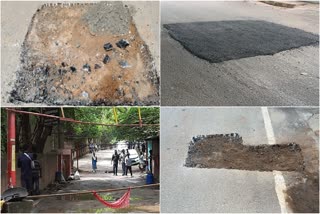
111 150 119 176
92 152 98 173
31 154 41 195
125 153 133 177
17 144 33 194
120 149 126 176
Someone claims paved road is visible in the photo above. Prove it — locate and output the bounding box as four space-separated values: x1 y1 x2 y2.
161 1 319 106
160 107 319 212
34 149 159 213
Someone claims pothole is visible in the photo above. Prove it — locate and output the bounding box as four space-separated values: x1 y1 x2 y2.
10 2 159 105
185 134 305 171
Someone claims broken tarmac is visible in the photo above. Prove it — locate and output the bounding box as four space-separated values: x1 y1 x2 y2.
161 107 319 213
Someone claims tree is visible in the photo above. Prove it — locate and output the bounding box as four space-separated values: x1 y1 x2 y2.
110 107 159 141
1 107 159 154
63 107 159 143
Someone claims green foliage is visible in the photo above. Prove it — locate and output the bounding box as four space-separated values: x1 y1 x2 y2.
1 107 159 152
100 193 114 201
63 107 159 143
1 109 7 153
110 107 159 141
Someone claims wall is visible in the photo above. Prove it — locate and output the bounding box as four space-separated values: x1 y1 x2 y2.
1 153 57 192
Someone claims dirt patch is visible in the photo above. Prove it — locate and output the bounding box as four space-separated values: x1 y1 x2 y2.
10 2 159 105
285 172 319 213
185 134 304 171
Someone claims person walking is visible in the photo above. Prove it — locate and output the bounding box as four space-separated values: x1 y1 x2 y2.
125 154 133 177
17 144 33 194
31 154 41 195
111 150 119 176
120 149 127 176
92 152 98 173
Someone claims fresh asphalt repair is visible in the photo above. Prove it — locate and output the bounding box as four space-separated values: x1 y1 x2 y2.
164 20 319 63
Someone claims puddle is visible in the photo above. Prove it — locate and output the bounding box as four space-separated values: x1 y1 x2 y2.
10 2 159 105
185 134 305 171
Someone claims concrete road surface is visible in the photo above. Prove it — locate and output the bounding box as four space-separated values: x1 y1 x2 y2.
160 107 319 212
161 1 319 106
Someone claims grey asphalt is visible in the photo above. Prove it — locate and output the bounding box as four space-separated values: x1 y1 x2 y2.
160 107 319 213
161 1 319 106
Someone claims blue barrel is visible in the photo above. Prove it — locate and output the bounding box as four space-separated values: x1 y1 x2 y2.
146 173 154 184
55 171 62 182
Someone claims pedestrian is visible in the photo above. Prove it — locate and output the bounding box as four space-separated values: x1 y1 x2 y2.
31 154 41 195
125 154 133 177
138 152 146 173
17 144 33 194
89 143 94 153
111 150 119 176
92 152 97 173
120 149 126 176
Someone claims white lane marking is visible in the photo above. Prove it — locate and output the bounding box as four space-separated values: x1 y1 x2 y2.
261 107 292 213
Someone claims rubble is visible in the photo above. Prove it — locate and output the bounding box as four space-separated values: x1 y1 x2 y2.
103 55 110 64
116 39 130 49
103 43 113 51
119 60 131 68
82 64 91 73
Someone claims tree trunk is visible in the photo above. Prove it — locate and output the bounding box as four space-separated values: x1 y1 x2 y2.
21 113 31 148
31 115 52 153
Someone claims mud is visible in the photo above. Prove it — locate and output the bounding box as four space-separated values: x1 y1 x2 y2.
185 134 305 171
284 172 319 213
10 2 159 105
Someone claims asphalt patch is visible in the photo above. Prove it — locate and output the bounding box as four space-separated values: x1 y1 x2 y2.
164 20 319 63
185 134 305 171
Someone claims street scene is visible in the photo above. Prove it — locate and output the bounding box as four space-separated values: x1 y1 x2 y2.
161 107 319 212
1 1 160 106
1 107 160 213
161 1 319 106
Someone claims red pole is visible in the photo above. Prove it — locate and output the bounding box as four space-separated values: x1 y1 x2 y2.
76 148 79 170
7 110 16 188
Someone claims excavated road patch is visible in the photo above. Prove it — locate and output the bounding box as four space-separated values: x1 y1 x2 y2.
10 2 159 105
185 134 304 171
164 20 319 63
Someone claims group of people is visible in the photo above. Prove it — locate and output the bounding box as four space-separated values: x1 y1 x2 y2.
111 149 133 177
17 144 42 195
91 149 136 177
